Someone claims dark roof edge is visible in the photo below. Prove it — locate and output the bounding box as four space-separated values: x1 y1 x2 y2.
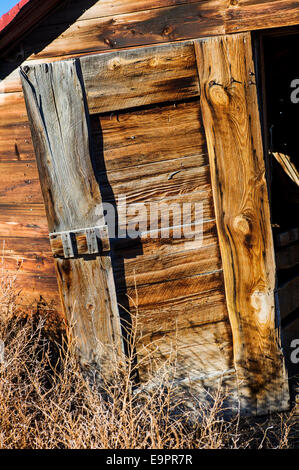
0 0 62 57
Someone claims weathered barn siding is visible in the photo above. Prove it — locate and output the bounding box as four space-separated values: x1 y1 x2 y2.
95 96 232 385
18 38 236 397
0 0 297 412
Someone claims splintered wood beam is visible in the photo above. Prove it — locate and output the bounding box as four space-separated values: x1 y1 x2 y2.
194 33 289 414
20 59 124 378
272 152 299 188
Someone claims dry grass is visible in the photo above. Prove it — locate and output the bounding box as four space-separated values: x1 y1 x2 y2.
0 271 297 449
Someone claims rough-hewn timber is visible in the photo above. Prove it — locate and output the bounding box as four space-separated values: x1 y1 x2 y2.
194 32 289 413
20 59 125 376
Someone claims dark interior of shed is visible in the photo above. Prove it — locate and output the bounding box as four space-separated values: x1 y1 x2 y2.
260 30 299 392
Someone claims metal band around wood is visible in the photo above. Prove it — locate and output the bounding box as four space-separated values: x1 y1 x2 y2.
49 225 110 258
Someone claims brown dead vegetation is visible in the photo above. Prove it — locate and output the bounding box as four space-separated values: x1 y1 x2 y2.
0 271 297 449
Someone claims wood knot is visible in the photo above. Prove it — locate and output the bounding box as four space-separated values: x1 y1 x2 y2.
107 57 121 70
162 25 173 36
233 215 251 235
149 57 159 67
208 81 229 106
251 289 273 325
104 37 114 48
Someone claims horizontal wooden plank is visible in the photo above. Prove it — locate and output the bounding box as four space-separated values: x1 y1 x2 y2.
112 219 220 287
3 269 60 308
0 92 27 123
19 2 299 59
114 192 215 235
112 220 217 268
92 99 206 171
2 1 299 97
46 0 207 23
0 236 55 278
118 270 227 333
0 70 23 94
22 3 224 61
80 42 200 113
276 227 299 247
226 1 299 34
0 92 34 161
21 1 299 63
123 269 225 311
0 124 34 162
278 276 299 320
137 319 235 389
0 203 48 238
0 161 43 204
98 154 211 205
276 243 299 270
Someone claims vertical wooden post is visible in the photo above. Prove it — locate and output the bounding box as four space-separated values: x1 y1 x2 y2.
20 60 124 379
195 33 289 413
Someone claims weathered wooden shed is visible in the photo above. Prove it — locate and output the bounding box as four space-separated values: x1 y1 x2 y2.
0 0 298 415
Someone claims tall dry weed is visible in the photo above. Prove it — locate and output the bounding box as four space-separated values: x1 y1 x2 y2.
0 271 296 449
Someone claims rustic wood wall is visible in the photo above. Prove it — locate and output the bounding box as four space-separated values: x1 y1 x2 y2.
0 0 296 411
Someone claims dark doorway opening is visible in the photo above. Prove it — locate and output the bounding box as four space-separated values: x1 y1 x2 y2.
257 29 299 401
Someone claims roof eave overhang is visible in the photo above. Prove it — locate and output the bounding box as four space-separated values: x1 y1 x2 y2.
0 0 62 58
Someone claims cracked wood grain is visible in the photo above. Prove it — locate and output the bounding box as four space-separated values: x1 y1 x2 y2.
194 32 289 414
20 59 124 377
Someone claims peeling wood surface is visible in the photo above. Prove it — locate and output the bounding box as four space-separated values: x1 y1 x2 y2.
20 59 124 375
195 33 289 412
